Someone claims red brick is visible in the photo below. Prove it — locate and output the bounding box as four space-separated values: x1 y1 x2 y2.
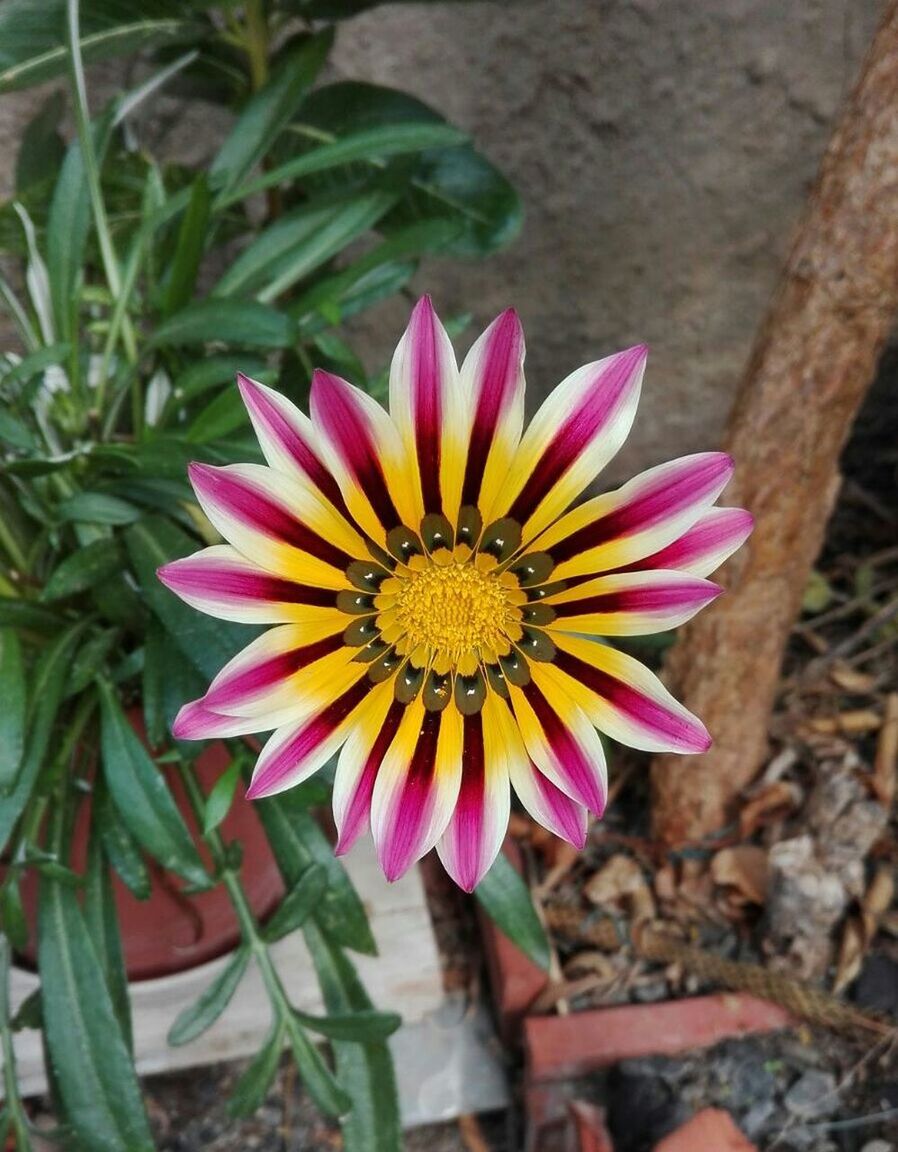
525 994 793 1082
654 1108 757 1151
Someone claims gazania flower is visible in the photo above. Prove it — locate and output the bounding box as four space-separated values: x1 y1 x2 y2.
158 298 752 890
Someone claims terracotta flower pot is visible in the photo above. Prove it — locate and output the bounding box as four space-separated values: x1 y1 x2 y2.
16 714 283 981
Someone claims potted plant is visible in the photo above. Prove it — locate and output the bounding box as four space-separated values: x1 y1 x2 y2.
0 1 521 1147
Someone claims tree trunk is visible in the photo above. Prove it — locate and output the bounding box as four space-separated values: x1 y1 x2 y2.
651 1 898 846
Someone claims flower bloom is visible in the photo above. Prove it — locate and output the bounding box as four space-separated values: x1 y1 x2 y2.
158 299 752 890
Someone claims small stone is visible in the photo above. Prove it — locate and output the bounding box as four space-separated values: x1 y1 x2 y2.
854 954 898 1017
783 1070 838 1118
860 1142 894 1152
741 1099 775 1139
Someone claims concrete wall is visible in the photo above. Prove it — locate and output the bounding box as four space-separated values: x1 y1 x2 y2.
1 0 885 478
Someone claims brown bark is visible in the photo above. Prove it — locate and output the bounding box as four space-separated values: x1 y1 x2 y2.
651 1 898 846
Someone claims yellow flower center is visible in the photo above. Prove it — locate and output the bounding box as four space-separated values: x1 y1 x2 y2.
379 552 525 675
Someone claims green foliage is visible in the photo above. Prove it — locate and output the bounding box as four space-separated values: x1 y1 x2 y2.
0 0 521 1146
475 852 552 971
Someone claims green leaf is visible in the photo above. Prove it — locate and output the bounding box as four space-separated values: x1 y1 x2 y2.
0 878 28 952
202 759 241 834
228 1021 284 1118
474 852 551 972
294 1007 401 1043
149 298 296 349
287 1022 351 1118
64 629 120 698
0 2 192 93
98 678 209 888
126 516 255 681
0 596 62 633
0 628 26 791
10 987 41 1033
84 827 132 1052
15 90 66 194
214 189 398 302
0 622 85 851
95 777 151 900
222 121 469 207
263 863 328 943
41 538 121 601
186 387 250 443
255 792 377 955
141 618 205 750
165 355 269 418
211 30 334 193
167 945 250 1047
0 411 35 452
304 919 401 1152
57 492 141 526
38 869 154 1151
160 173 211 317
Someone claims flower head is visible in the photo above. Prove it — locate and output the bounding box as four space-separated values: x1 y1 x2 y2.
158 299 752 889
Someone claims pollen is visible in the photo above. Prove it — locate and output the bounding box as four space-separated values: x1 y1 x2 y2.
384 558 523 671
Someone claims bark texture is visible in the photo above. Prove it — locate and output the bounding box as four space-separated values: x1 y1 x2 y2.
651 0 898 846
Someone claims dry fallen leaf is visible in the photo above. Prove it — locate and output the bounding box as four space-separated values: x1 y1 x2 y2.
739 780 801 837
807 710 882 736
834 917 865 995
872 693 898 809
833 864 895 994
584 853 656 923
710 845 769 906
829 662 878 694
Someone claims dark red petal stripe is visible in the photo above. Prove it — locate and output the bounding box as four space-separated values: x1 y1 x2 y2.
521 679 605 812
238 374 349 516
461 309 522 508
311 370 402 530
552 582 719 619
507 346 644 525
408 299 444 514
550 453 732 566
167 562 338 608
385 709 442 870
190 464 354 571
338 699 405 852
554 648 703 749
205 634 343 711
455 712 486 835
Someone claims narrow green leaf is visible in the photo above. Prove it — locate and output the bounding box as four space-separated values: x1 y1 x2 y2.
0 623 85 850
304 919 401 1152
38 871 154 1151
160 174 211 317
0 411 35 451
294 1007 401 1043
64 629 119 699
228 1021 284 1118
211 30 334 192
263 863 328 943
164 355 268 418
255 793 377 955
149 298 296 349
126 516 255 681
186 388 250 443
10 987 41 1033
95 778 150 901
287 1022 351 1118
41 538 121 601
0 629 26 791
0 878 28 952
57 492 140 526
221 190 399 304
0 597 62 633
15 90 65 194
221 121 468 207
98 678 209 888
474 852 551 972
202 759 241 834
84 828 132 1052
168 946 250 1047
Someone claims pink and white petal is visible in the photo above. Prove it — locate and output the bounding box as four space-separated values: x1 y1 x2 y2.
189 462 365 588
332 681 403 856
245 675 372 798
534 452 735 580
550 633 710 754
172 699 266 741
618 506 754 578
493 345 646 544
237 373 349 517
370 699 463 882
310 369 417 543
459 308 526 519
157 544 344 626
202 621 353 720
388 296 467 524
507 669 608 815
491 693 588 848
545 570 722 635
436 704 510 892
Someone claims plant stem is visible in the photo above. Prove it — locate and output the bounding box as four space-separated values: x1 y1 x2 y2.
0 939 34 1152
65 0 138 369
244 0 270 92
